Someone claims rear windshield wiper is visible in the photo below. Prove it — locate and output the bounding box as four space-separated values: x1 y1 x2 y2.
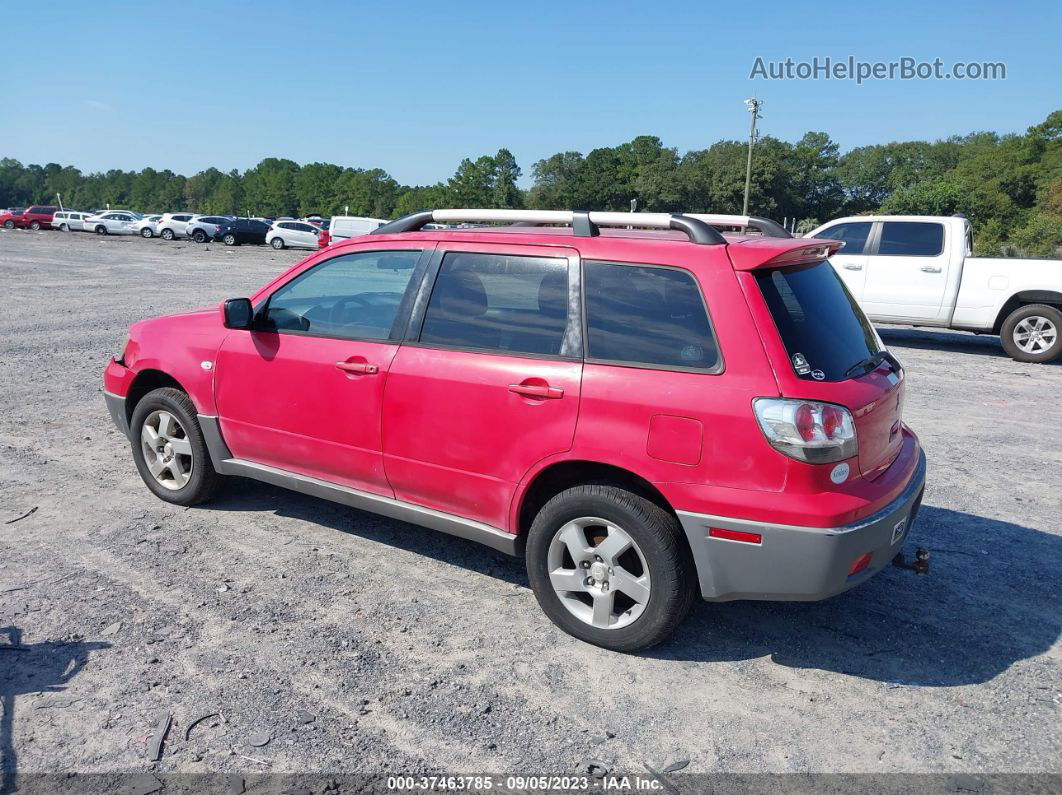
844 350 899 379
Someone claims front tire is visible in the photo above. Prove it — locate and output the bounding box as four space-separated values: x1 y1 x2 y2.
160 228 174 241
95 225 107 235
1000 304 1062 363
526 485 696 652
270 237 285 250
30 221 41 231
129 387 227 506
141 227 153 238
223 233 237 246
192 229 207 243
3 220 13 229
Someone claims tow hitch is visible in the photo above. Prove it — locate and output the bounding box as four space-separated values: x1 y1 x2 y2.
892 547 930 575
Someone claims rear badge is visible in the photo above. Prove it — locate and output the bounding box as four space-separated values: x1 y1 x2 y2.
792 353 811 375
830 462 850 484
892 518 907 545
811 369 826 381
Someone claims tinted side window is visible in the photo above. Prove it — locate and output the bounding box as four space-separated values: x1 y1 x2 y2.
264 251 420 339
584 262 718 370
420 252 570 356
878 222 944 256
815 222 872 255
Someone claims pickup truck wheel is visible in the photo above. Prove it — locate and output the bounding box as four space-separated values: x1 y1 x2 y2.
160 228 174 241
1001 304 1062 363
129 387 227 506
526 485 696 652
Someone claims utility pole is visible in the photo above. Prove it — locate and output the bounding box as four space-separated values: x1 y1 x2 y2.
742 98 763 217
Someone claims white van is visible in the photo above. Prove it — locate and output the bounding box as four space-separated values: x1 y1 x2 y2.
329 215 389 242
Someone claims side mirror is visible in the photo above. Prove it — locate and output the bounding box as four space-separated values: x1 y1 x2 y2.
222 298 254 330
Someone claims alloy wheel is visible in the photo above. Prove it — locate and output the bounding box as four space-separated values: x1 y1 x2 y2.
1013 316 1058 355
546 517 651 630
140 410 193 490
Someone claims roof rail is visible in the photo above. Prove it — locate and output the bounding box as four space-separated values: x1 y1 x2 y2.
685 214 791 238
371 209 727 245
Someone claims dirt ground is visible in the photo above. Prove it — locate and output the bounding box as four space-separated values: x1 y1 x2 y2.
0 229 1059 787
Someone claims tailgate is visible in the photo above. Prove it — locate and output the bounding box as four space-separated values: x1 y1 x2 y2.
852 362 905 478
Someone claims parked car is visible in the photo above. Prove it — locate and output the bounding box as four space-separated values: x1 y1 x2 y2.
52 210 95 232
329 215 389 243
186 215 235 244
266 220 321 250
133 214 163 238
86 211 141 235
214 218 271 246
0 205 57 230
103 208 926 652
156 212 197 240
808 214 1062 363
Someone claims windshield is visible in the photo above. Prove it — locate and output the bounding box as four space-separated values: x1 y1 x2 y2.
755 260 882 382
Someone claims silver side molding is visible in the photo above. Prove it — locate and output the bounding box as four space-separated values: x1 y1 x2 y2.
197 415 520 556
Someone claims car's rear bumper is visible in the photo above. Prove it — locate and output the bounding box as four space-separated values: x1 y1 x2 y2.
677 448 927 602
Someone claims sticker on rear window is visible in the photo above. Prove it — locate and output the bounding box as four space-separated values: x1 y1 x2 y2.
791 353 811 375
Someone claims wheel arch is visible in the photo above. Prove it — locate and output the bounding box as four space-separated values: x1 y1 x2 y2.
513 459 680 539
123 369 190 426
993 290 1062 334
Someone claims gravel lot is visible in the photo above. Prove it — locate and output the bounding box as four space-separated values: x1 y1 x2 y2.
0 230 1059 787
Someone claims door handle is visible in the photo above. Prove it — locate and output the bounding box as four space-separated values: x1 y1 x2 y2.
508 383 564 399
335 361 378 375
920 266 942 273
843 264 863 271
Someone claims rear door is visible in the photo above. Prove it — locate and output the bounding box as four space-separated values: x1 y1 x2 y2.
381 242 582 529
812 220 873 298
861 221 950 322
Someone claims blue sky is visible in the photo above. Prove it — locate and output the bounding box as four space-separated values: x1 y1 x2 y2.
1 0 1058 186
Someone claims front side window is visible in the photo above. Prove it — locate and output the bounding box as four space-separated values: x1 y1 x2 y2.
814 222 872 255
878 222 944 256
420 252 570 356
262 250 421 340
584 262 718 370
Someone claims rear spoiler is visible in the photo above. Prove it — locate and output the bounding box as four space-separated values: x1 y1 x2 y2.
727 239 844 271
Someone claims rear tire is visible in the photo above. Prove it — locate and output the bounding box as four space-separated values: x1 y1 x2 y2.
223 233 237 246
95 225 107 235
1000 304 1062 363
526 484 697 652
141 227 153 238
161 228 174 241
192 229 207 243
129 387 227 506
30 221 41 231
271 237 285 249
59 223 69 232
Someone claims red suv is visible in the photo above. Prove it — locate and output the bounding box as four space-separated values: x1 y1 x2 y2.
103 209 926 651
0 205 57 230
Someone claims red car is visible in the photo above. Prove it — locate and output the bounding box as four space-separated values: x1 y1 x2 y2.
0 205 57 230
103 209 926 651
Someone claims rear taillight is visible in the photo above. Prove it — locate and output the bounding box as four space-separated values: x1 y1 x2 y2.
753 398 857 463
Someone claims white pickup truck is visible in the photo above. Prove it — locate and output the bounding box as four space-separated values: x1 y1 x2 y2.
805 215 1062 363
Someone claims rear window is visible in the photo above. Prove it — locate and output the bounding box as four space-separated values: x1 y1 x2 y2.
878 222 944 256
756 261 882 382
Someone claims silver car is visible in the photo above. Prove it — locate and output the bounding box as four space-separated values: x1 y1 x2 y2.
185 215 234 243
86 211 141 235
133 214 162 238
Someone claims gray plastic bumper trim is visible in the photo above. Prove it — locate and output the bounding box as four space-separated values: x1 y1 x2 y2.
103 390 129 438
677 450 927 602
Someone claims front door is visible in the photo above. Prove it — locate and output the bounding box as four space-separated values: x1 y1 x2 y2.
214 245 430 495
812 220 873 299
381 243 582 529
